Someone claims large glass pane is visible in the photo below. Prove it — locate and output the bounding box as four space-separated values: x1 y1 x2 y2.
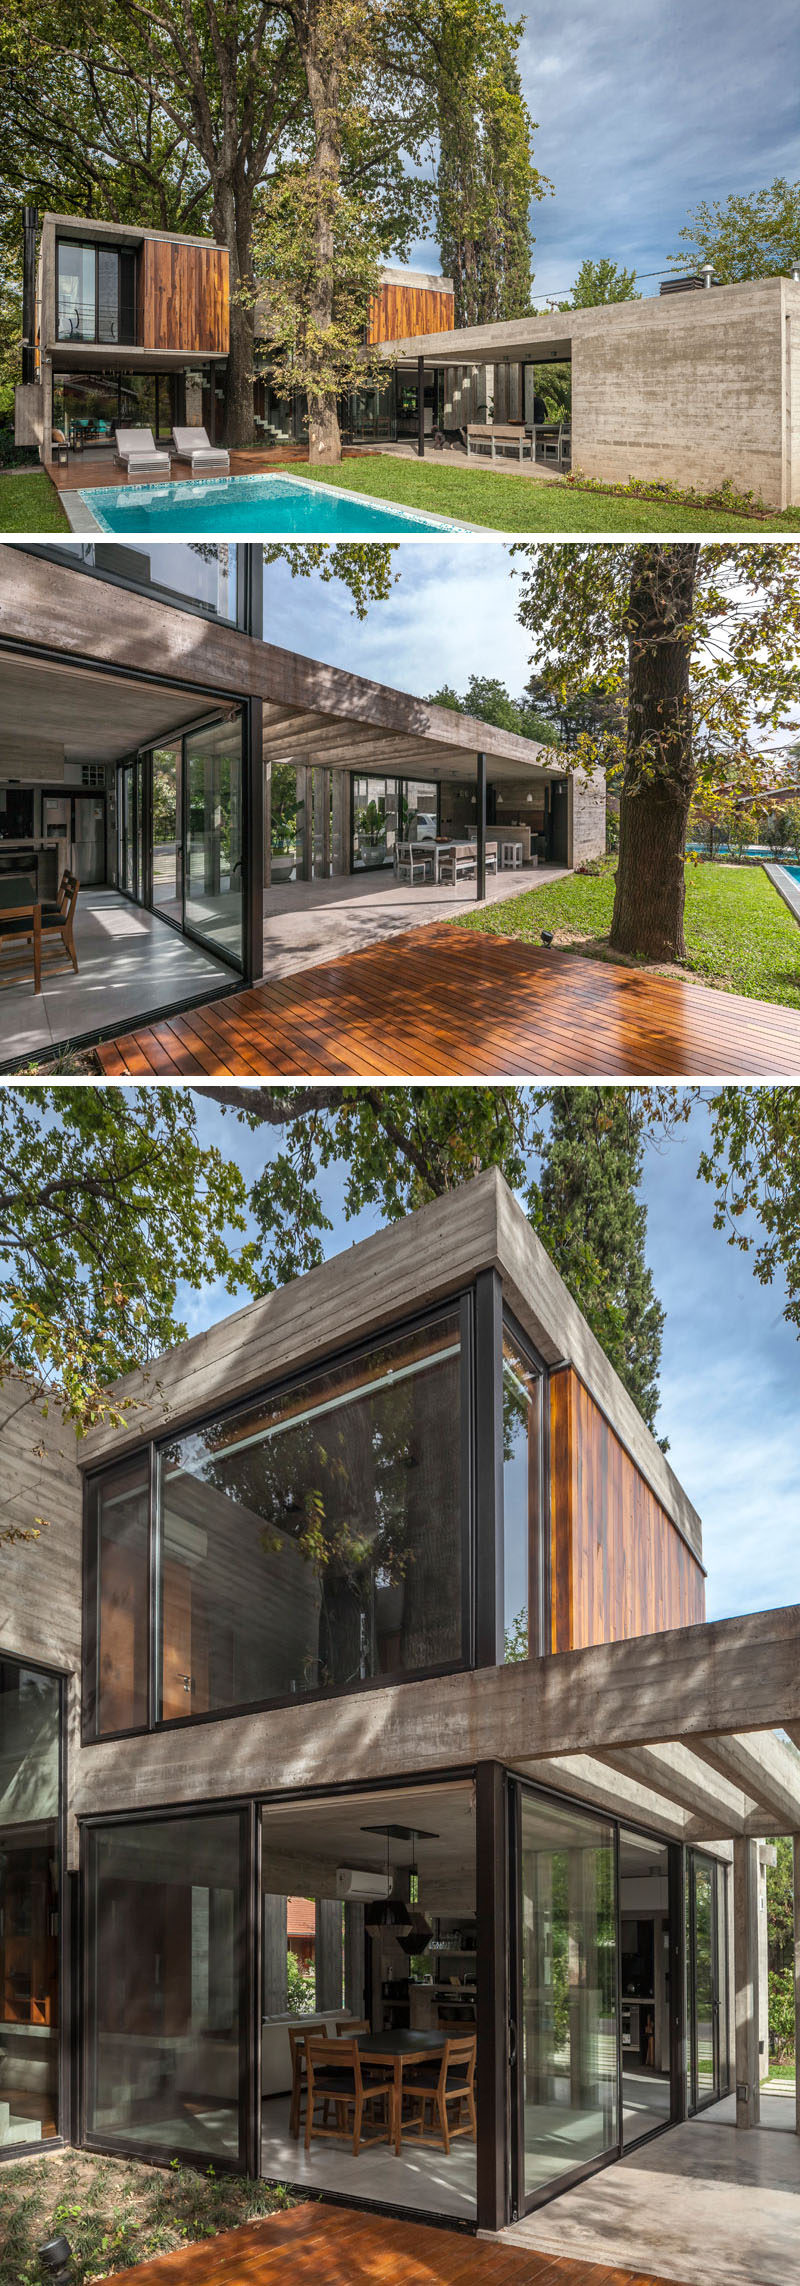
57 242 96 341
53 369 119 449
97 248 120 344
692 1858 718 2105
620 1830 672 2146
503 1334 540 1662
0 1659 61 2149
157 1312 464 1721
352 776 398 870
86 1456 149 1737
185 715 243 965
403 781 438 843
151 747 181 916
270 763 301 882
87 1812 244 2161
520 1792 618 2201
122 765 136 898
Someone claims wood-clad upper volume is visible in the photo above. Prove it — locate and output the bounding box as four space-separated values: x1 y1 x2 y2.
138 239 229 354
549 1368 706 1653
368 279 455 345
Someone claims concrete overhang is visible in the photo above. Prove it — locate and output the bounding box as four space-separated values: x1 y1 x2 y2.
43 210 227 256
43 343 228 367
370 272 800 369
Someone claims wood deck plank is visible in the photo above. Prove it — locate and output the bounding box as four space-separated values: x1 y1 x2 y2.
103 2200 696 2286
98 925 800 1079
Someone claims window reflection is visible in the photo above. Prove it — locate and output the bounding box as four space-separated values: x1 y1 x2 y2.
0 1660 61 2147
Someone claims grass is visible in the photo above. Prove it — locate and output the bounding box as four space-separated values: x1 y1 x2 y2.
0 2149 294 2285
455 857 800 1011
0 468 70 531
277 455 800 533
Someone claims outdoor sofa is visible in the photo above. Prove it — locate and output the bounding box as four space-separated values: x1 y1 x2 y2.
171 424 230 474
114 426 171 476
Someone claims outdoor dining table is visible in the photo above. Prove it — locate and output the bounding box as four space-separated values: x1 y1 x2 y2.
351 2028 448 2154
426 839 498 882
0 874 42 992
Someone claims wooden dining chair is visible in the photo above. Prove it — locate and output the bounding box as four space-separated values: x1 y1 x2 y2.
0 895 42 994
335 2017 370 2036
39 871 79 976
288 2020 329 2138
403 2034 477 2154
305 2036 393 2158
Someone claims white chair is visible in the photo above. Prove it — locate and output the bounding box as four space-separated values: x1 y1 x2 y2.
502 842 523 869
114 426 171 476
171 424 230 474
395 841 433 884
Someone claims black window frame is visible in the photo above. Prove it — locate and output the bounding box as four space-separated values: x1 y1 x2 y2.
0 1650 69 2165
55 238 138 348
82 1289 476 1747
501 1304 550 1661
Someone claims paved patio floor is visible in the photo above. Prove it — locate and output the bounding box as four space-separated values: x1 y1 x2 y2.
262 863 566 979
500 2104 800 2286
0 888 231 1069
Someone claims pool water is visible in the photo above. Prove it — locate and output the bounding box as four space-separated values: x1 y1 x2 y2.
783 864 800 881
78 470 464 536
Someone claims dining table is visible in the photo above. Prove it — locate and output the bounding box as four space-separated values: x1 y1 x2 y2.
351 2028 449 2154
425 839 498 883
0 874 42 992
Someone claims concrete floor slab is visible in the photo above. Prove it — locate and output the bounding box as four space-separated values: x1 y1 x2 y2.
0 887 231 1067
500 2115 800 2286
260 2094 476 2220
262 863 567 980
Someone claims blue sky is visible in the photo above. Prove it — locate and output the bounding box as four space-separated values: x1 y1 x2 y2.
405 0 797 301
175 1090 800 1630
263 544 537 697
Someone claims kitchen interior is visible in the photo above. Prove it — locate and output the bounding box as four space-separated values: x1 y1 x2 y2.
439 774 568 867
259 1780 477 2219
0 768 108 897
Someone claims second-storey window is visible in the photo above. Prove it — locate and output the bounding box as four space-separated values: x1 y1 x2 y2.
57 241 136 345
155 1311 465 1720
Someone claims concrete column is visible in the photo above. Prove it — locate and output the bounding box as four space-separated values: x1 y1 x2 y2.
344 1901 365 2016
315 1898 343 2012
733 1838 761 2126
262 1894 287 2015
793 1836 800 2136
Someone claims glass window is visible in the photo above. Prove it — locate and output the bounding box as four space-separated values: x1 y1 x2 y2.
502 1335 541 1662
87 1812 244 2161
85 1456 149 1737
57 242 96 341
97 248 120 344
352 776 399 870
156 1312 464 1721
520 1791 618 2202
53 369 119 448
619 1830 671 2146
27 542 237 623
151 746 181 915
403 782 438 843
184 714 244 965
270 763 302 883
0 1659 61 2149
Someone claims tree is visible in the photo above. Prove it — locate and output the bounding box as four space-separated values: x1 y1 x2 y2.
534 1090 663 1430
0 0 305 446
250 163 388 465
766 1835 795 2062
696 1088 800 1337
430 0 548 325
567 257 638 308
513 543 800 962
425 672 557 744
671 177 800 284
0 1089 247 1523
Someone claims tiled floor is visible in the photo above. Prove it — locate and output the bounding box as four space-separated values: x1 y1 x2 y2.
0 887 231 1067
262 863 566 979
260 2093 476 2219
501 2105 800 2286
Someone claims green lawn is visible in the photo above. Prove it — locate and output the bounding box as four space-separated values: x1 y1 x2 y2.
0 469 70 531
455 859 800 1011
0 2151 293 2285
279 456 800 533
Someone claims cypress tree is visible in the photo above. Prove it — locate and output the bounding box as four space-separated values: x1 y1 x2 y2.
534 1089 664 1431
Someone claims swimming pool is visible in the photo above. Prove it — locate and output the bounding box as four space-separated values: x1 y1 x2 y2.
77 470 466 536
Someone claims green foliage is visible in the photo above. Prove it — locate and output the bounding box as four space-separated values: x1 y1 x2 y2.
765 806 796 854
425 672 558 744
431 0 548 324
263 541 398 619
671 176 800 284
266 455 800 533
0 1088 248 1472
768 1968 795 2064
698 1091 800 1338
286 1946 316 2012
534 1089 663 1431
567 257 639 307
0 2151 292 2283
504 1607 528 1661
250 166 389 415
0 471 69 529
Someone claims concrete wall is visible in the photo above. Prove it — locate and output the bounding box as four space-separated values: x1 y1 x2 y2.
570 769 606 865
0 1381 82 1677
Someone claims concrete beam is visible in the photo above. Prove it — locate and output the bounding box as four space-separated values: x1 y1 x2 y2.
516 1754 695 1843
595 1743 756 1834
734 1836 761 2127
691 1732 800 1835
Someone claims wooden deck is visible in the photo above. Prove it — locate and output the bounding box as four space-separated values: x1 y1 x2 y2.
48 445 310 493
106 2199 692 2286
96 923 800 1078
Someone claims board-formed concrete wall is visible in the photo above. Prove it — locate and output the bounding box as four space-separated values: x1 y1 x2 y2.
571 770 606 866
0 1381 82 1677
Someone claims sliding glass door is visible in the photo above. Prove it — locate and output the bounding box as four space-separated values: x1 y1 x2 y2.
687 1851 726 2112
515 1790 618 2207
150 746 182 917
184 716 243 962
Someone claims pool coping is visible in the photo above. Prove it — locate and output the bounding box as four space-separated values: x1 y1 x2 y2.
71 466 483 537
764 858 800 926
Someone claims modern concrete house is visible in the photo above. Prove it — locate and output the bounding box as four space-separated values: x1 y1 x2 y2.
0 542 605 1064
375 274 800 510
2 1172 799 2235
14 207 231 466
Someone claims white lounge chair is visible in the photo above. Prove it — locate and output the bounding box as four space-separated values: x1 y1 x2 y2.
171 425 230 474
114 426 171 477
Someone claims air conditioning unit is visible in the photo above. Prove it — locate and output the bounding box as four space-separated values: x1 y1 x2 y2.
335 1868 393 1903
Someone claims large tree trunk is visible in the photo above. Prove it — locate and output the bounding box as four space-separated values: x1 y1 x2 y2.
214 182 256 449
609 544 700 963
300 16 342 464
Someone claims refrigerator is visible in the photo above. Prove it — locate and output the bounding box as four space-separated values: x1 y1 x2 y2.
71 796 107 886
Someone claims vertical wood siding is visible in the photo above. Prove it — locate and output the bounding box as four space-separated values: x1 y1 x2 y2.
138 241 230 354
549 1368 705 1651
367 282 455 344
